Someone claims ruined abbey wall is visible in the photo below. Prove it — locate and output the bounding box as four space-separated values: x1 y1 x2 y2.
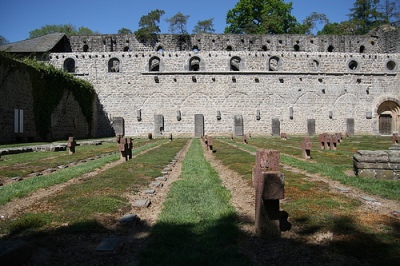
48 31 400 137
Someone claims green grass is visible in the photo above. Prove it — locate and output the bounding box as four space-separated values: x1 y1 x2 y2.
138 139 252 266
0 139 154 178
0 139 166 206
219 137 400 201
0 139 188 235
215 137 399 264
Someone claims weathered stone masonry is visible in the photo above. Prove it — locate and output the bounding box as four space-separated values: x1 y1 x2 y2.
48 31 400 137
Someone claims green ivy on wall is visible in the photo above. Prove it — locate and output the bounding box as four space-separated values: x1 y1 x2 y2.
1 53 94 139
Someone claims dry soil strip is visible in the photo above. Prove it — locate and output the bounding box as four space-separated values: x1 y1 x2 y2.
201 141 257 236
220 139 400 218
0 141 170 220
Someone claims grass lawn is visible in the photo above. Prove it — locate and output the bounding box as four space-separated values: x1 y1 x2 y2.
138 139 252 265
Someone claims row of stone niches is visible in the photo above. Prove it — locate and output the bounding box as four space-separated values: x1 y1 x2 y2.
113 115 356 137
63 56 398 73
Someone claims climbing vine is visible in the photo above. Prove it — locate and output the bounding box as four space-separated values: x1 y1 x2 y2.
1 53 95 139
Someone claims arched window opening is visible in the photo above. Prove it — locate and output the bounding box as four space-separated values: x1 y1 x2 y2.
149 57 160 72
124 46 130 52
189 56 201 71
377 101 400 135
156 46 164 53
83 44 89 52
108 58 120 72
230 56 241 71
63 58 75 73
269 56 280 71
193 45 199 52
226 45 233 51
327 45 334 52
359 45 365 53
261 45 268 51
294 44 300 51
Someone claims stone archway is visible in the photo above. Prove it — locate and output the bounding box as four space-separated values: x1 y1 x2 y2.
377 101 400 135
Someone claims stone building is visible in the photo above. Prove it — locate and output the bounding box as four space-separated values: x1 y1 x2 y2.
1 26 400 138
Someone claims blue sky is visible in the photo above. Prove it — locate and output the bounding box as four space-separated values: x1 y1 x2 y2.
1 0 355 43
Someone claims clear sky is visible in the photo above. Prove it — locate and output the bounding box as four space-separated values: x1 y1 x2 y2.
0 0 355 43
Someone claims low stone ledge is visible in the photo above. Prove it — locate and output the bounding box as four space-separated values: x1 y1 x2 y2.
353 147 400 180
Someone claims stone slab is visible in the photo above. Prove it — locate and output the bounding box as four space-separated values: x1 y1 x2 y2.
96 238 119 251
360 196 378 202
132 199 151 208
155 176 167 181
161 171 169 175
119 214 139 223
392 210 400 217
144 189 156 194
335 186 351 193
150 181 163 188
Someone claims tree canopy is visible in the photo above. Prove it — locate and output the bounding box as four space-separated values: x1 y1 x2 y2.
165 12 190 34
29 24 99 39
134 9 165 42
320 0 399 35
193 18 215 34
224 0 300 34
118 28 133 34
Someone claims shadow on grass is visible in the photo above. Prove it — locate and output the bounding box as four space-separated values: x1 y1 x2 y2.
1 206 399 265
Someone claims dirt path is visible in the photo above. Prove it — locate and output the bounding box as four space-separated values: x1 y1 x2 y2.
0 141 172 220
219 139 400 218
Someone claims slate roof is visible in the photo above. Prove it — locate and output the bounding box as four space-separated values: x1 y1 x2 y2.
0 33 66 53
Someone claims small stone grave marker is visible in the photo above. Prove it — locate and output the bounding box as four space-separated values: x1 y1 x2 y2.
335 186 351 193
144 189 156 194
96 238 119 252
360 196 378 202
150 181 163 187
119 214 139 224
392 210 400 217
133 199 151 208
155 176 167 181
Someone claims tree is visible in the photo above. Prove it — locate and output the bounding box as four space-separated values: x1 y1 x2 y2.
224 0 299 34
379 0 400 24
134 9 165 42
165 12 190 34
348 0 384 34
0 35 9 45
118 28 133 34
193 18 215 34
318 21 356 35
301 12 329 35
29 24 98 38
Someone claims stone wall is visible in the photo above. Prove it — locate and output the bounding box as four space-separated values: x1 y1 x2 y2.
353 145 400 180
48 49 400 137
68 32 385 54
0 57 113 143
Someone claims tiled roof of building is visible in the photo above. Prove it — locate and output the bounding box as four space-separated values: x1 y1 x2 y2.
0 33 66 53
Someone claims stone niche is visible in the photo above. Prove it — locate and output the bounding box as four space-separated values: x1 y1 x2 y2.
353 145 400 180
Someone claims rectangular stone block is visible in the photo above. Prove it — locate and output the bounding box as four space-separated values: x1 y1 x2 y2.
96 238 119 251
234 115 244 136
154 114 164 136
262 172 285 200
194 114 204 137
112 117 124 136
307 119 315 136
272 119 280 136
